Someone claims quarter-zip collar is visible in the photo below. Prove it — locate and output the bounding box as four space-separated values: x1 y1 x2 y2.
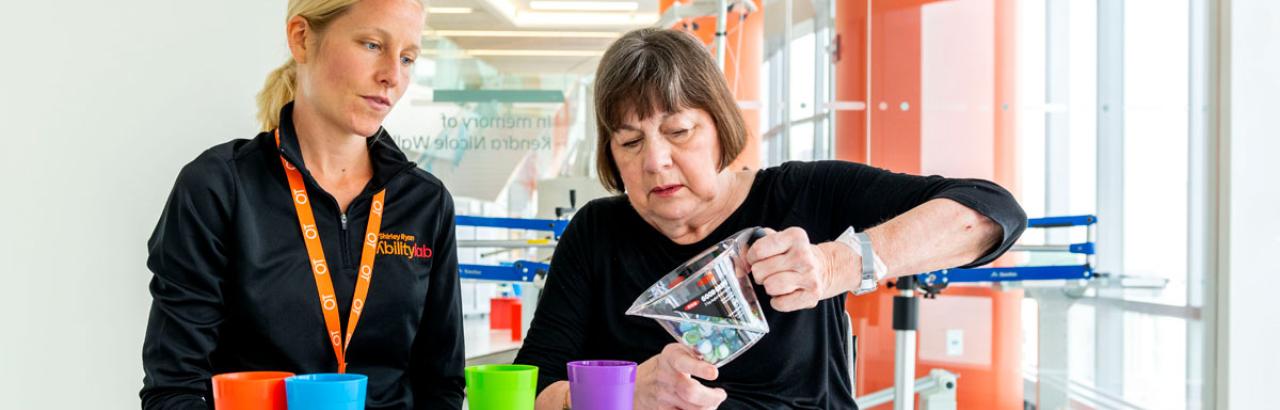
275 102 416 195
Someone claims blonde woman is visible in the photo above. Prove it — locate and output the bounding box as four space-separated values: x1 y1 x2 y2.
140 0 463 408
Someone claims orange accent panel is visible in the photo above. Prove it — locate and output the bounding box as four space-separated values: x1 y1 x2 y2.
838 0 1023 408
870 0 923 174
727 3 763 170
993 0 1018 193
834 0 924 174
834 1 869 163
993 0 1020 267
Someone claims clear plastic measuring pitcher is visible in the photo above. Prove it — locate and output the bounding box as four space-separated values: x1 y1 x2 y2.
626 227 771 366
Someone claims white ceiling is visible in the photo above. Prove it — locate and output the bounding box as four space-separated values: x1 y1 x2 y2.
424 0 661 76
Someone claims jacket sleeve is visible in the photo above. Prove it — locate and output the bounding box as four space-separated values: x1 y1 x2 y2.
409 189 465 409
140 152 236 410
794 160 1027 268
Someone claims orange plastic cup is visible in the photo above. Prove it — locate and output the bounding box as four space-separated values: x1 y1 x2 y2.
212 371 294 410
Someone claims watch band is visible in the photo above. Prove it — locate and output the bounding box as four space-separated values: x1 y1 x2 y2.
836 227 887 295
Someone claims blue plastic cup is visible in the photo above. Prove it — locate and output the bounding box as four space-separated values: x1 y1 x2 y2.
284 373 367 410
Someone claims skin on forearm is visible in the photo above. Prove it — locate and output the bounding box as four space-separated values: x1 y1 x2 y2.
860 198 1002 280
535 380 571 410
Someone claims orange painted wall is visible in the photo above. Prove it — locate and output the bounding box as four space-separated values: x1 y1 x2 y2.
834 0 869 164
869 0 924 174
835 0 1017 185
993 0 1018 197
834 1 1023 408
834 0 923 174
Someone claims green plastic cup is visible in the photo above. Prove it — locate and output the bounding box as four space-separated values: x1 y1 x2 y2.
465 364 538 410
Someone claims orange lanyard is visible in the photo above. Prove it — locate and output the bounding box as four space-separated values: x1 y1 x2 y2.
275 129 385 374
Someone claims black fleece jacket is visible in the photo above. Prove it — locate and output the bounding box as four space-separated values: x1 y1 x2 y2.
141 102 464 409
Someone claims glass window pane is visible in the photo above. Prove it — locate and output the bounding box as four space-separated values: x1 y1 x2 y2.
1122 0 1190 306
789 31 817 161
1123 311 1188 409
1067 0 1097 217
789 122 814 160
1016 0 1047 244
1069 303 1097 387
790 32 817 121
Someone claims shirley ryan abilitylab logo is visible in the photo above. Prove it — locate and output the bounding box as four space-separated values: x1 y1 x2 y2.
377 232 432 263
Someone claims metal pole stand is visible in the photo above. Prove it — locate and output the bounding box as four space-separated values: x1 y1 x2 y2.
917 369 958 410
856 369 958 409
892 275 919 409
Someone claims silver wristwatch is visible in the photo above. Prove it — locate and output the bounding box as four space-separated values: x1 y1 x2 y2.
834 227 888 295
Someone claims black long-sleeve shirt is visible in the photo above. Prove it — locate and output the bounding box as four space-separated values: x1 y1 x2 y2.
514 160 1026 409
141 103 464 409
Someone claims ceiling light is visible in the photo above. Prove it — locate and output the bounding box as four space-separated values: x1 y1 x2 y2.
528 1 639 12
423 30 620 38
421 48 603 57
516 11 658 26
419 49 472 58
466 49 604 57
474 0 656 28
427 7 474 14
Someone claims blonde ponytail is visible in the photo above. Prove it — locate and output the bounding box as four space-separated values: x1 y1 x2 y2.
257 60 299 131
254 0 363 131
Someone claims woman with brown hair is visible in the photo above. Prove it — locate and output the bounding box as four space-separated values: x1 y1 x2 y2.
140 1 463 408
515 28 1026 409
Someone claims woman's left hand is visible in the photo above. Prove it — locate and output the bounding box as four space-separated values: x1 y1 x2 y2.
745 227 858 312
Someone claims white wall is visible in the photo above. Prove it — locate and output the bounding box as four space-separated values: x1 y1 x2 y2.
0 1 285 408
1221 0 1280 408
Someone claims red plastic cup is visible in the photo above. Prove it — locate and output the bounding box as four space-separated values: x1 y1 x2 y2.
490 297 523 341
490 297 513 330
508 300 523 341
211 371 294 410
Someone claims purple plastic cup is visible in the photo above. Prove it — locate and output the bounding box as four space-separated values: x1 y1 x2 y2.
567 360 637 410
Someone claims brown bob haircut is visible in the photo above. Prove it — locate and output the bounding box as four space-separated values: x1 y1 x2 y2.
593 28 748 193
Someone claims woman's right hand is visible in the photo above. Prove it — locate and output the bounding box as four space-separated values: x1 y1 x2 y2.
634 343 728 410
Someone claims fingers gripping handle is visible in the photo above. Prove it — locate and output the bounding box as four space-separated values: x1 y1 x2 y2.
746 227 768 246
